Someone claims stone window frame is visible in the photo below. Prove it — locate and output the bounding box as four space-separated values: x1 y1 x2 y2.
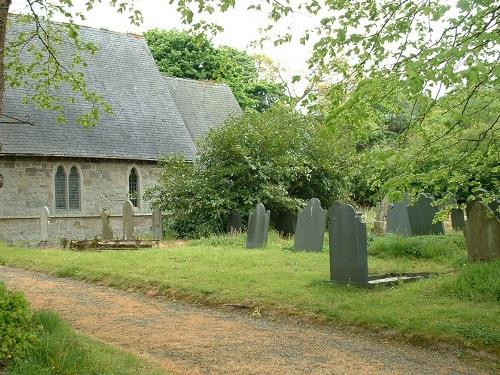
53 164 82 213
127 166 141 209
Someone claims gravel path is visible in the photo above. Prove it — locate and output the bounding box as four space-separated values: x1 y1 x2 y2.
0 266 494 375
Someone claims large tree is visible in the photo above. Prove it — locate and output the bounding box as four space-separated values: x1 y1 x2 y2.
144 28 286 111
168 0 499 202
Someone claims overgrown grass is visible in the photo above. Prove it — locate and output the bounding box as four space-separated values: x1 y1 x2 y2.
7 310 167 375
0 233 499 353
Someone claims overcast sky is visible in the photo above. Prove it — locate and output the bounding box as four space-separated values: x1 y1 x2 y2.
10 0 315 92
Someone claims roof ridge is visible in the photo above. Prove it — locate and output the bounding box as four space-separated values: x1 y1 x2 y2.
8 12 144 39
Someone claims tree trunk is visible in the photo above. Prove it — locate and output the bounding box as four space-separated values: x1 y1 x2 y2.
0 0 12 114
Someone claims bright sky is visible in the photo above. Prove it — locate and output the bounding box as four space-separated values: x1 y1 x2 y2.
10 0 315 93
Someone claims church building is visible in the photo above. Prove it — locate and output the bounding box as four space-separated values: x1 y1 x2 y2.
0 21 241 242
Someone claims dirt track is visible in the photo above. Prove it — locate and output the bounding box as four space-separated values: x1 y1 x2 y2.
0 266 494 375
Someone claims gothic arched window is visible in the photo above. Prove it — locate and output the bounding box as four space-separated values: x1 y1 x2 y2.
68 166 81 210
55 166 67 210
129 167 139 207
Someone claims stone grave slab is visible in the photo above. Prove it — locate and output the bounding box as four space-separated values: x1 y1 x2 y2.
294 198 327 252
122 200 135 240
152 207 163 240
39 206 50 241
100 208 114 240
464 202 500 262
226 209 243 234
451 208 465 231
407 193 444 235
328 202 368 284
386 195 412 236
246 203 270 249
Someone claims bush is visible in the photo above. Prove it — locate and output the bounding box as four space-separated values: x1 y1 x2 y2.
368 234 465 260
146 106 350 238
443 260 500 303
0 282 37 365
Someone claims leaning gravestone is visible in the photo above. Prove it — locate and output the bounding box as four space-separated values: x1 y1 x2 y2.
246 203 270 249
100 208 113 240
39 206 50 241
386 195 412 236
152 207 163 240
465 188 489 218
328 202 368 284
226 209 243 234
407 193 445 235
294 198 327 252
464 201 500 262
122 200 135 240
373 201 386 235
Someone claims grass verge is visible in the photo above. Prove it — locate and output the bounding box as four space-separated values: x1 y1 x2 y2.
0 232 498 355
6 310 167 375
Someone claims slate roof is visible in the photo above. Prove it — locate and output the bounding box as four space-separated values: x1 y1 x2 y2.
164 77 242 141
0 19 241 161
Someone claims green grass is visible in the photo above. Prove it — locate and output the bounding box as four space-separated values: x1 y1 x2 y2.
6 310 167 375
0 232 499 352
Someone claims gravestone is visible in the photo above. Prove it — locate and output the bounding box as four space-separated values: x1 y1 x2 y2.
226 209 243 234
122 200 135 240
407 193 445 235
294 198 327 252
39 206 50 241
386 195 412 236
246 203 270 249
464 202 500 262
274 211 297 237
373 201 386 235
465 189 489 218
100 208 113 240
451 208 465 230
328 202 368 284
152 207 163 240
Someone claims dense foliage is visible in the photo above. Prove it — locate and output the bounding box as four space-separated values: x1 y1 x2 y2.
145 106 348 238
0 281 37 366
144 29 286 111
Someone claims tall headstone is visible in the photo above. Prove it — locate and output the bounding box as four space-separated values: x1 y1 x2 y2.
152 207 163 241
39 206 50 241
274 211 297 237
451 208 465 231
407 193 445 235
372 201 386 235
464 202 500 262
465 188 489 218
100 208 113 240
226 209 243 234
328 203 368 285
294 198 327 252
122 200 135 240
246 203 270 249
386 195 412 236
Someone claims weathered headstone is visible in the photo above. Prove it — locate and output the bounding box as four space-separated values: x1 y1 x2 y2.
226 209 243 234
372 201 386 235
39 206 50 241
328 202 368 284
465 188 489 218
407 193 445 235
464 201 500 262
152 207 163 240
122 200 135 240
386 195 412 236
246 203 270 249
451 208 465 231
294 198 327 252
100 208 113 240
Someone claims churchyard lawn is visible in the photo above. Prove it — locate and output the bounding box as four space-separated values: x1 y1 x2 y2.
0 232 498 354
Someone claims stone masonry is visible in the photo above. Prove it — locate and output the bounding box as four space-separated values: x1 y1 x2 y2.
0 156 158 242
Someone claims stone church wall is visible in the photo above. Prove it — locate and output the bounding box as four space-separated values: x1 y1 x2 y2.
0 156 160 242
